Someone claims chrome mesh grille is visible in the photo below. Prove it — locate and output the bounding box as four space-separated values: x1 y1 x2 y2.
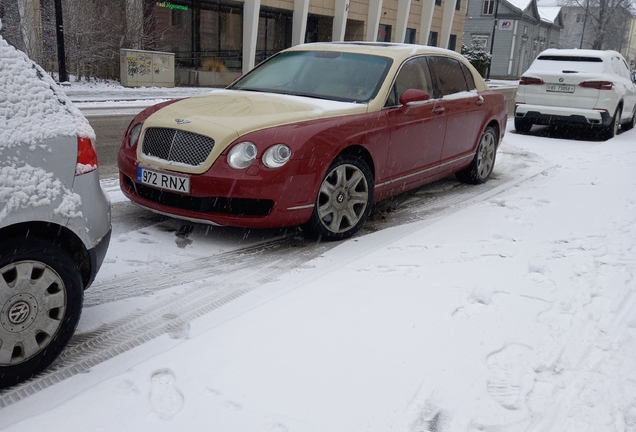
141 128 215 166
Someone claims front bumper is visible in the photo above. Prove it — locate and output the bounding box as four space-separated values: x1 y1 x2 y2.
118 151 331 229
515 103 612 127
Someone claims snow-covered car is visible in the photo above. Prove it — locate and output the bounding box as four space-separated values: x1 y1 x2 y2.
118 42 507 240
515 49 636 138
0 26 111 388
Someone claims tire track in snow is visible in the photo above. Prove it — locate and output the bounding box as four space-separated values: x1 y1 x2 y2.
0 146 556 409
0 237 333 409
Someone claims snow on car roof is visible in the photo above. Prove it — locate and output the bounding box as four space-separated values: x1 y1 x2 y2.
0 33 95 150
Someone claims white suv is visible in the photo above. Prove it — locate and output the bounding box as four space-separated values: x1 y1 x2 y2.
515 49 636 138
0 25 111 388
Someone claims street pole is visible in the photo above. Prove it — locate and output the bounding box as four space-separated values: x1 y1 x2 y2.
486 0 500 79
54 0 68 83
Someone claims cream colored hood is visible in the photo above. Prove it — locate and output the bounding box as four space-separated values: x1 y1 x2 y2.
138 89 369 174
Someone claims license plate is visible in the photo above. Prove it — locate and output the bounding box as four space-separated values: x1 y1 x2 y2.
546 84 575 93
137 167 190 194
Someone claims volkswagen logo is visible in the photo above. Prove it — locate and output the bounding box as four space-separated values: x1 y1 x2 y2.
8 301 30 325
175 118 191 124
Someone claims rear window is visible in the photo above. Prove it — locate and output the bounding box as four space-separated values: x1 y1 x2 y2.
537 55 603 62
532 55 605 74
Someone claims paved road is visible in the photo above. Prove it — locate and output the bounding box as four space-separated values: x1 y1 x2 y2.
86 114 135 179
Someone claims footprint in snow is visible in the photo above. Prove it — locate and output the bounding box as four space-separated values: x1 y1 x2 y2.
486 344 535 410
149 369 184 420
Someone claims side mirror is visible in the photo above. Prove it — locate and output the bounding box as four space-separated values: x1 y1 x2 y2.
399 88 431 105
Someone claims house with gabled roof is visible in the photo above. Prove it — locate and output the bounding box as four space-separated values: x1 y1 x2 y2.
463 0 563 78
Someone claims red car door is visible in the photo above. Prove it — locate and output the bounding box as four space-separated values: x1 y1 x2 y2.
426 56 486 173
382 57 446 190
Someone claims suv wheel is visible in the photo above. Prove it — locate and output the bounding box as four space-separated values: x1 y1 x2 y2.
0 238 83 389
605 106 621 139
622 106 636 131
514 117 533 133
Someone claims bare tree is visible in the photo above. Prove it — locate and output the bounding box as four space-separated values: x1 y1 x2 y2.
3 0 159 80
560 0 634 51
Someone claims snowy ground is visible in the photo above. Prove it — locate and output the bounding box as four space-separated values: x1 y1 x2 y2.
1 80 635 431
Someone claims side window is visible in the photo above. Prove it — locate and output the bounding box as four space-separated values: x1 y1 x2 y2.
386 58 435 107
427 56 469 96
460 62 477 91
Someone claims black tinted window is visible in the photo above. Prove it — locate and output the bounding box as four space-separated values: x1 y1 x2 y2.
427 56 469 96
537 55 602 62
386 57 434 106
460 63 476 91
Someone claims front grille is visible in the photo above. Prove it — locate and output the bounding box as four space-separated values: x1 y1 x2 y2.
132 180 274 217
142 127 215 166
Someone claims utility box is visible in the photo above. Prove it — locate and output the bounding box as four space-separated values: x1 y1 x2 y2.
120 49 175 87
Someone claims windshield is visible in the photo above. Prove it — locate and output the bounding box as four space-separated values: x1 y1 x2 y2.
230 50 393 103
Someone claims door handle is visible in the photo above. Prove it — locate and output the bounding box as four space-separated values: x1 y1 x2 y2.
433 106 445 114
476 96 485 106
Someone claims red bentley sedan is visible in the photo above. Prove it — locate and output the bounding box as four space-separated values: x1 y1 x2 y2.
118 42 507 240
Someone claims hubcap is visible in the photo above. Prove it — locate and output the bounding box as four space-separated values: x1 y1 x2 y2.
317 164 369 234
0 261 66 365
477 132 496 179
8 300 31 325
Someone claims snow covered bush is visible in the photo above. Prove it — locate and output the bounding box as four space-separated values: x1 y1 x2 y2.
461 40 492 78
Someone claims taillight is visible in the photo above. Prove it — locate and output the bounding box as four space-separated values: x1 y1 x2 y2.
519 76 544 85
579 80 614 90
76 136 98 175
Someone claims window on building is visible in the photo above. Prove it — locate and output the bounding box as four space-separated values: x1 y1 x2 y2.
171 9 185 27
435 0 442 6
456 0 461 11
405 28 416 44
523 25 528 34
377 24 392 42
428 31 438 47
305 14 333 44
576 14 583 22
482 0 495 14
448 34 457 51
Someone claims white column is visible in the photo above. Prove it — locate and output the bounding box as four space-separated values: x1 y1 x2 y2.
395 0 411 43
333 0 349 41
439 0 457 49
292 0 310 46
418 0 435 45
18 0 42 62
242 0 261 74
365 0 383 41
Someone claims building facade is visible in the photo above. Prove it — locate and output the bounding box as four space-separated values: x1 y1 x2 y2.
463 0 562 78
143 0 469 73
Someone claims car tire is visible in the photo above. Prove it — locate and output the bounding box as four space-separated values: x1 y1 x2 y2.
456 126 498 185
622 106 636 131
305 155 374 241
605 106 621 139
514 117 533 133
0 238 83 389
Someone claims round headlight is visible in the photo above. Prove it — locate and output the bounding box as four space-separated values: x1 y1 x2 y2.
262 144 292 169
128 123 142 148
228 142 257 169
